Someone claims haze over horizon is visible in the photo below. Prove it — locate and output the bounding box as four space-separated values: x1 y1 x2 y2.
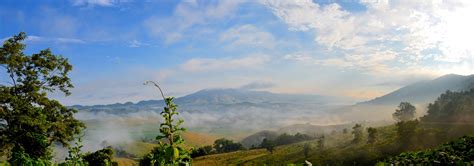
1 0 473 105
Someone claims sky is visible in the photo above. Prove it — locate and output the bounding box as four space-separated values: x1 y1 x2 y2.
1 0 473 105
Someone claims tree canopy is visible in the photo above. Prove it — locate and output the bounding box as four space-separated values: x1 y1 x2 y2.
393 102 416 122
0 32 84 162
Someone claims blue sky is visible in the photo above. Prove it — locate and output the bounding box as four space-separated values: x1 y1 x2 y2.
1 0 473 105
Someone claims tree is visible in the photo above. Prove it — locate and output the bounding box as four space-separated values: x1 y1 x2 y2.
59 138 86 166
303 143 311 159
260 138 275 154
83 148 117 166
352 124 364 144
191 145 214 158
0 32 84 163
317 135 325 150
214 138 244 153
367 127 377 144
393 102 416 122
140 96 191 165
396 120 419 149
343 128 348 134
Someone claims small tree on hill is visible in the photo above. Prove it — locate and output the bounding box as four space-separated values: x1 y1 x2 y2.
83 148 117 166
140 81 191 165
393 102 416 122
367 127 377 144
396 120 419 150
352 124 364 144
317 135 325 150
303 143 311 159
260 138 275 154
214 138 244 153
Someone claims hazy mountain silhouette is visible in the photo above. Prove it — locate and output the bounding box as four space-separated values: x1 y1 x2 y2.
362 74 474 105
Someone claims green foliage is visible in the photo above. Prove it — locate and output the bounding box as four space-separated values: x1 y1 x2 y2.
273 133 314 146
423 89 474 122
59 138 87 166
214 138 244 153
8 147 52 166
392 102 416 122
317 135 325 150
352 124 364 144
260 138 275 154
367 127 378 144
385 135 474 164
83 148 117 166
342 128 348 134
396 120 419 149
140 97 191 165
0 32 84 161
303 143 311 159
191 145 214 158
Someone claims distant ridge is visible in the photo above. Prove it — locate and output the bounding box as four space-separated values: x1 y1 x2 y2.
362 74 474 105
72 88 352 114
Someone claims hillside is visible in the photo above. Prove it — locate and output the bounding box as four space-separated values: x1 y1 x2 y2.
362 74 474 105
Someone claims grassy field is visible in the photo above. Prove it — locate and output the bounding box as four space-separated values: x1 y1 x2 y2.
192 124 403 165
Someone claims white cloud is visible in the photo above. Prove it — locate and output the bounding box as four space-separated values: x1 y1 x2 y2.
26 35 85 44
284 53 312 62
72 0 116 7
262 0 474 74
127 40 149 48
239 81 275 90
180 54 269 72
144 0 247 44
220 24 276 49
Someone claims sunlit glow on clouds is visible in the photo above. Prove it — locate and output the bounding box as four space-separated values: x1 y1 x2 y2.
0 0 473 105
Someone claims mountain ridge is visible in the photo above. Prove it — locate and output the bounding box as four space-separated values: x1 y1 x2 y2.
361 74 474 105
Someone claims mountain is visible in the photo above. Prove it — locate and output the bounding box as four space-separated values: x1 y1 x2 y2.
72 88 355 134
362 74 474 105
72 88 353 114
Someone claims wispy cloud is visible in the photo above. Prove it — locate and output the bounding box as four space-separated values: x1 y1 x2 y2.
27 35 85 44
180 54 269 72
239 81 275 90
71 0 116 7
143 0 247 44
127 39 149 48
220 24 276 49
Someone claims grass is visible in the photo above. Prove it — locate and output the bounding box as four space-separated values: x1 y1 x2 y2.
113 157 137 166
192 124 402 165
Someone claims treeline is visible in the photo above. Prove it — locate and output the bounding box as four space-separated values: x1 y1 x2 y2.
302 90 474 165
191 138 244 158
192 132 316 158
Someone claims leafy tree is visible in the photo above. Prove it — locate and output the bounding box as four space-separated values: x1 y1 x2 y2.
422 90 474 122
191 145 214 158
59 138 87 166
139 96 191 165
352 124 364 144
367 127 378 144
303 143 311 159
317 135 325 150
342 128 348 134
0 32 84 162
393 102 416 122
260 138 275 154
83 148 117 166
214 138 244 153
396 120 419 149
